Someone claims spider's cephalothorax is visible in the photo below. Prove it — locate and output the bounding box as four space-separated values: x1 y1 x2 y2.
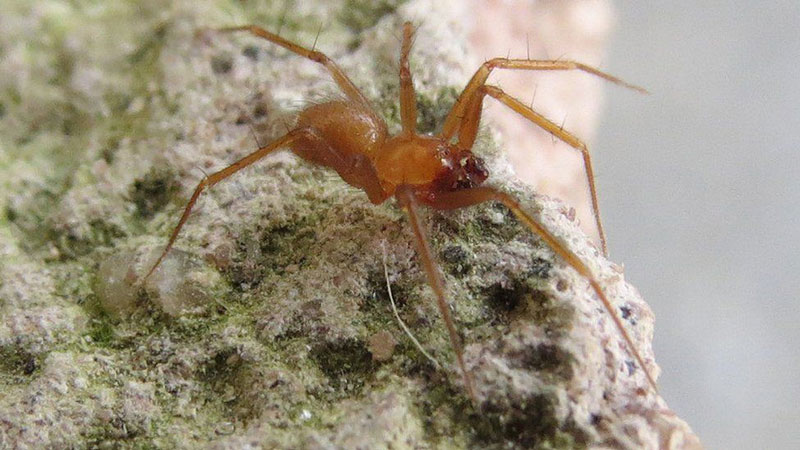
372 135 489 200
144 22 655 403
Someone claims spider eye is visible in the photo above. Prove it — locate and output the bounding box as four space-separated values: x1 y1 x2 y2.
464 156 488 183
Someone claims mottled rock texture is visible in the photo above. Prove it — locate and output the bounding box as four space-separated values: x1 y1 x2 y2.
0 0 700 448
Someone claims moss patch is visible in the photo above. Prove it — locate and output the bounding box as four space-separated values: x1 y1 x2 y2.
130 167 179 219
483 279 529 322
0 347 40 382
54 219 127 260
474 393 587 449
87 317 120 348
340 0 407 49
416 86 460 135
311 338 375 395
439 243 473 276
226 208 323 289
510 343 575 382
364 267 414 312
524 289 575 339
481 264 553 326
4 183 63 252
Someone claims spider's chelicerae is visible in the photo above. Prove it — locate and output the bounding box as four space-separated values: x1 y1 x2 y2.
143 22 654 401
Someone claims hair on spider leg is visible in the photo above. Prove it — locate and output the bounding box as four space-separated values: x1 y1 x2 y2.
193 166 211 182
408 22 423 49
526 33 531 60
551 114 568 145
143 20 656 402
275 2 289 37
310 22 324 53
528 83 538 109
246 123 263 149
388 19 422 44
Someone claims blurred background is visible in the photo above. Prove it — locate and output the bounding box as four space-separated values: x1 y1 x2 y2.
469 1 799 448
597 2 800 449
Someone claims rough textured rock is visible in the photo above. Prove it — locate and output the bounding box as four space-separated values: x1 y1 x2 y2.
0 0 701 448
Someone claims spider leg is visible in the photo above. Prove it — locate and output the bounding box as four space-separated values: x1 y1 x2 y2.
441 57 648 141
422 186 659 392
396 186 477 402
214 25 372 109
143 128 313 282
456 83 608 255
399 22 417 135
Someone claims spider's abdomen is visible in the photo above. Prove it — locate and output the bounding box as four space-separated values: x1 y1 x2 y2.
292 101 387 166
291 100 391 203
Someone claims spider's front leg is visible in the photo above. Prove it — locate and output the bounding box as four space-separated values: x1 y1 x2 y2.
395 186 477 402
455 83 609 255
399 21 418 135
440 58 647 256
442 58 647 140
423 186 659 392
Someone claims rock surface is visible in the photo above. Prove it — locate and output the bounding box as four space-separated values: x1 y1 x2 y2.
0 0 701 448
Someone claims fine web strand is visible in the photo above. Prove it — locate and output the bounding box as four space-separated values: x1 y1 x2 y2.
381 242 441 369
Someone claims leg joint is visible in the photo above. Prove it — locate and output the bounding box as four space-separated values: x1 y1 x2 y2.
485 57 508 68
308 50 328 64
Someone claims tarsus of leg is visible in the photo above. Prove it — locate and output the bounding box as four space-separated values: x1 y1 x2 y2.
214 25 372 108
479 84 608 255
142 129 308 283
441 57 648 142
381 241 442 369
397 186 478 402
426 186 658 392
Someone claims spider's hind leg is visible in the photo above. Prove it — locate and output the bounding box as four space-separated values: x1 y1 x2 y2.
143 128 313 282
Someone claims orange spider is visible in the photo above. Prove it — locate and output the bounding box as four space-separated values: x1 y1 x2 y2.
143 22 654 401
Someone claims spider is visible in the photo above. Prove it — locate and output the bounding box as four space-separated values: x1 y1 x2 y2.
143 22 655 401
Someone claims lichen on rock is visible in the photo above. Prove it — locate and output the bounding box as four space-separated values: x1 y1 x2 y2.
0 0 701 448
